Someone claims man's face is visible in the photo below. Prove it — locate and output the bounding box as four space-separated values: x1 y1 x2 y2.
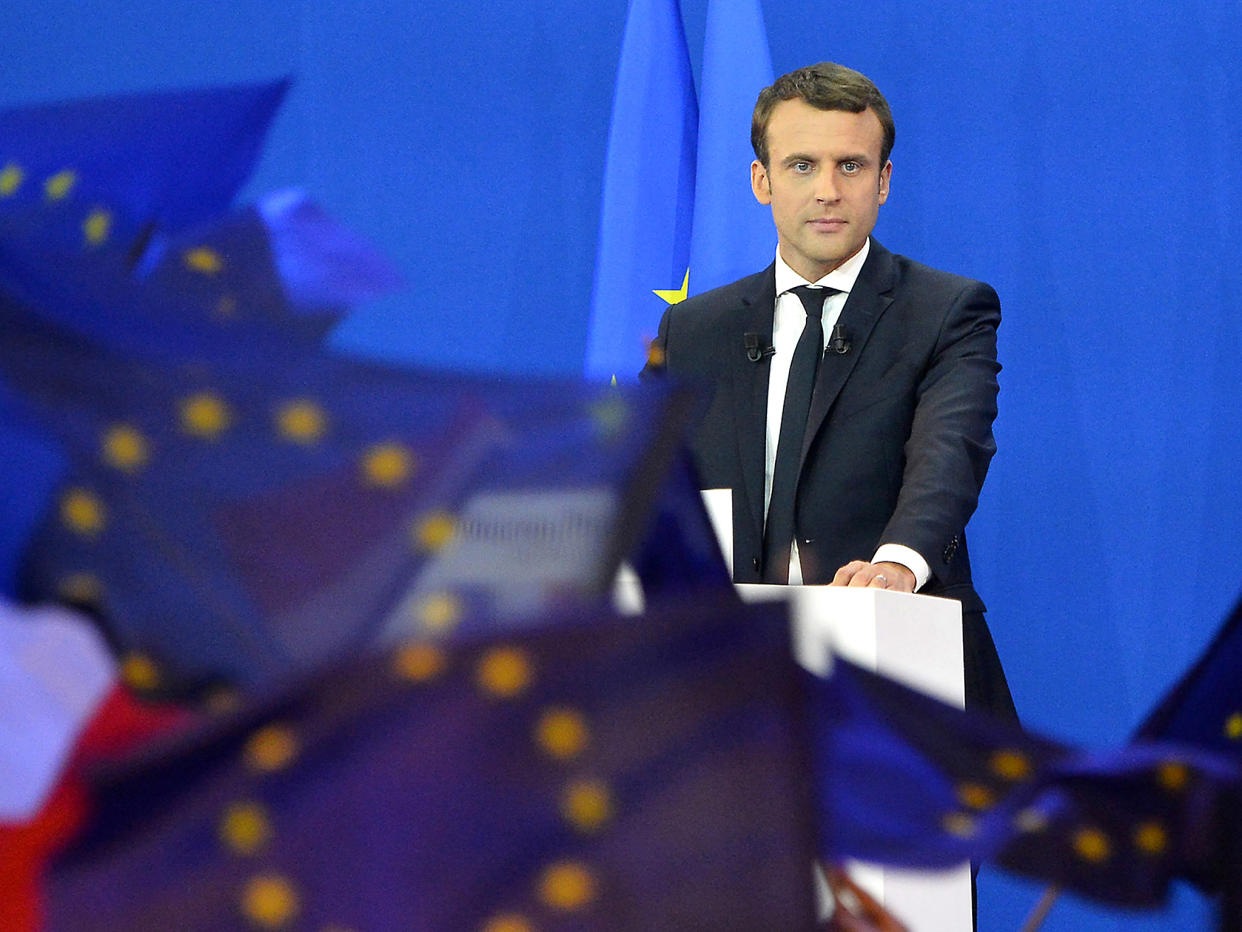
751 99 891 282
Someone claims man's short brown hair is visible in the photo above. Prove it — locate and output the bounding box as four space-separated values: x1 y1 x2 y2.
751 62 895 168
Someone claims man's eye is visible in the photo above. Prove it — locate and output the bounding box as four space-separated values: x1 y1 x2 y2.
792 161 812 173
841 161 861 174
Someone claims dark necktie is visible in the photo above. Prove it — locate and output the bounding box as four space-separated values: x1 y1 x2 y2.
762 285 835 583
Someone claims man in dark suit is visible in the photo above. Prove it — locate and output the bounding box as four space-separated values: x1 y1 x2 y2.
643 62 1013 719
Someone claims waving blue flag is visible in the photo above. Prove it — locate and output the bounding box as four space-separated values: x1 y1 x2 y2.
807 656 1242 910
584 0 696 382
47 598 818 931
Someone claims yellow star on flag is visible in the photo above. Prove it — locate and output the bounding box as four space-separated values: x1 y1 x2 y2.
0 163 23 196
44 169 77 201
652 268 689 305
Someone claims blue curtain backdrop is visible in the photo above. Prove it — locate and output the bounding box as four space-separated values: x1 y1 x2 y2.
3 2 1240 928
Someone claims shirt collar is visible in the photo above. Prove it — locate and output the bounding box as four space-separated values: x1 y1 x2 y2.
774 237 871 297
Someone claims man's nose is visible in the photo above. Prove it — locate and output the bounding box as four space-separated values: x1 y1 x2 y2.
814 173 840 203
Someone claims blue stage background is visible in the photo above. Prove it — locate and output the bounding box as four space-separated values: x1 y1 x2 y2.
3 2 1240 928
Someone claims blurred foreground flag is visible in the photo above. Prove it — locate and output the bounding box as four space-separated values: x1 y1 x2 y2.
584 0 696 381
993 741 1240 908
0 79 298 560
807 658 1242 908
1136 589 1242 756
0 601 190 932
0 79 285 240
806 657 1065 870
46 597 819 930
0 79 398 375
2 295 700 696
0 79 707 700
0 601 114 822
0 181 396 364
1129 588 1242 899
627 450 732 600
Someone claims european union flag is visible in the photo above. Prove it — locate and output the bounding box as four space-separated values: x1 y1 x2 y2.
0 184 391 365
0 80 292 569
0 80 706 701
627 450 733 601
1137 589 1242 757
807 656 1242 909
583 0 697 381
806 657 1066 870
0 79 286 238
686 0 774 294
994 741 1240 908
3 296 700 696
1131 589 1242 901
583 0 775 381
46 597 819 930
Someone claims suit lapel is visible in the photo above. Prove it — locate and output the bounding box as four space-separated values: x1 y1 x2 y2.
799 240 897 468
727 265 777 546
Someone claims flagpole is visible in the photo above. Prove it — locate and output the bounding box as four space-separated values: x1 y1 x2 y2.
1018 885 1060 932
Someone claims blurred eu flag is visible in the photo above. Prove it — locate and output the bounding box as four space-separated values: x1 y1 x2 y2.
3 293 699 696
994 742 1240 908
807 657 1242 909
0 185 387 364
628 450 732 600
0 79 707 701
0 79 286 237
806 657 1066 870
584 0 696 381
1136 589 1242 757
0 80 290 590
46 597 819 930
1129 589 1242 903
686 0 774 295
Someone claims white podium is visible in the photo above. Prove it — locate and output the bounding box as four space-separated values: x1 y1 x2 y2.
736 584 972 932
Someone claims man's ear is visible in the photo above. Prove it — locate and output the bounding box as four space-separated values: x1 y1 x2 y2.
877 159 892 204
751 159 772 205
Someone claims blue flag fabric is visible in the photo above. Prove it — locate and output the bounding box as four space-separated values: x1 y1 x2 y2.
1130 589 1242 901
1136 589 1242 757
584 0 775 380
994 742 1241 908
686 0 774 295
0 79 718 702
46 597 819 930
807 657 1242 909
1 294 700 696
0 179 389 364
628 450 732 600
805 658 1067 870
0 80 303 597
0 80 287 237
584 0 697 381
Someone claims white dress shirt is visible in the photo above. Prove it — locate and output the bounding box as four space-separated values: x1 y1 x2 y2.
764 240 930 589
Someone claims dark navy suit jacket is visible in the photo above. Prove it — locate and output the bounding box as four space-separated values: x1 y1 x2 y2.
643 238 1014 716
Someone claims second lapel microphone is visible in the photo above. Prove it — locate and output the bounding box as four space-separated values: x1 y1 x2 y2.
828 324 851 355
744 332 776 362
